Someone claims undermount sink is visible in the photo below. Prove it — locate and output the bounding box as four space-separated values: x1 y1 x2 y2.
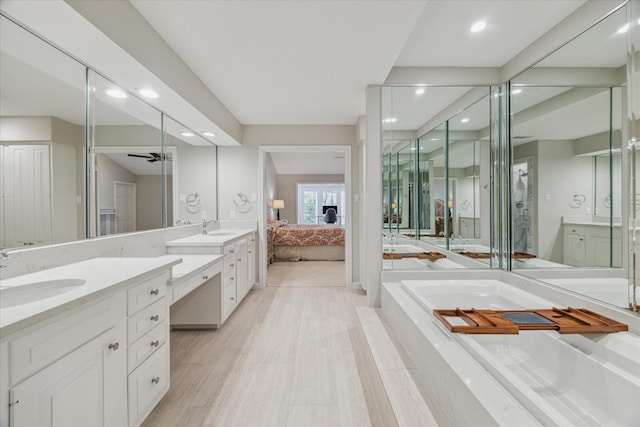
0 279 87 309
207 231 236 237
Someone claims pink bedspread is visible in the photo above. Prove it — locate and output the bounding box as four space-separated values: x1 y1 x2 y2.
273 224 345 246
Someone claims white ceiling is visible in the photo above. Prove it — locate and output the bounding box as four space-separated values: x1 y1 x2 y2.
103 153 172 176
130 0 594 126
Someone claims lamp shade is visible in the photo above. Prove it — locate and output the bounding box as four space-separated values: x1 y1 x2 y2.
447 200 453 208
272 199 284 209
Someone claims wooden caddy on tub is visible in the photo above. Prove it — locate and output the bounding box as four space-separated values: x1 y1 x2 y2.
434 307 628 334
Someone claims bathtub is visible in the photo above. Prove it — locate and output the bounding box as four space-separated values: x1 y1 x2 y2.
401 279 640 426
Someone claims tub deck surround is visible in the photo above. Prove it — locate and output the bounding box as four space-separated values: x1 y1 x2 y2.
392 279 640 426
381 283 543 426
0 257 181 336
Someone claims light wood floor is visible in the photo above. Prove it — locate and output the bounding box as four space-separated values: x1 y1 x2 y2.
143 266 398 426
267 260 346 287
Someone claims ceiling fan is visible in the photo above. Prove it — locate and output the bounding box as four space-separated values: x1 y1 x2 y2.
127 153 171 162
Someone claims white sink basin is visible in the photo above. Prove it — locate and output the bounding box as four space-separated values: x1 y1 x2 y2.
0 279 87 309
207 231 236 237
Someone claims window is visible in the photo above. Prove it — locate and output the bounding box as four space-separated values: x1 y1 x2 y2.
297 183 346 225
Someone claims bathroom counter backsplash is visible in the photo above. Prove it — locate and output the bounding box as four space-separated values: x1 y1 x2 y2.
0 257 181 336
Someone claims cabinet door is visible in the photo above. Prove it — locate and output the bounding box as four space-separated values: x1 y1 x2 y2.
10 328 126 427
564 233 586 267
236 249 248 300
247 243 256 291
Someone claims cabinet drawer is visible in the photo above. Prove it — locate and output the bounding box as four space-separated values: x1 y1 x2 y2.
223 244 236 257
224 257 236 274
172 263 222 304
564 225 585 235
235 238 248 252
128 320 167 373
127 273 167 316
128 343 169 426
128 297 167 345
9 295 122 385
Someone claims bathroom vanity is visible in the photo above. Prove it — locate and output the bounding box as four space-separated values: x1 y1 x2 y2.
0 257 179 427
166 229 257 328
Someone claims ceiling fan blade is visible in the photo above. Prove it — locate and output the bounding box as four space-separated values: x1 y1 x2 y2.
128 154 153 159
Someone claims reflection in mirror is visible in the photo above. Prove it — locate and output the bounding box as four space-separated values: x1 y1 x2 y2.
510 4 630 309
447 96 490 247
89 71 164 236
163 116 218 225
381 86 491 270
0 16 86 249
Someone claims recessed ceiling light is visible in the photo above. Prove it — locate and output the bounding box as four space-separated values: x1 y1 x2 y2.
511 88 522 95
429 138 439 141
617 24 629 34
104 88 127 99
461 118 470 123
202 131 216 137
415 88 425 95
383 118 397 123
470 21 486 33
136 88 159 99
180 131 195 137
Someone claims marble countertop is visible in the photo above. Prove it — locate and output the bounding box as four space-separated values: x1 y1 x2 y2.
0 257 181 336
166 228 255 248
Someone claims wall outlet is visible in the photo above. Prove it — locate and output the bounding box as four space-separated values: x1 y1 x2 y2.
251 193 257 202
230 210 236 220
75 195 82 204
179 194 186 203
544 194 551 202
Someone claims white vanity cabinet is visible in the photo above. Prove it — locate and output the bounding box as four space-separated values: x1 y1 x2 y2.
247 234 256 291
126 273 170 427
6 294 128 427
166 229 257 327
0 261 174 427
563 224 621 267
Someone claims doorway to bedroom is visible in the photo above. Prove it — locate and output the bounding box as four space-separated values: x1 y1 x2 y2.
258 146 352 289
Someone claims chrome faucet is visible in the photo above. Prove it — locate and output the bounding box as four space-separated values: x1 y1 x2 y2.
202 219 217 234
1 248 8 269
176 219 191 225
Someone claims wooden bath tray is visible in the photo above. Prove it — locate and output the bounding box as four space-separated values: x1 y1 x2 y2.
513 252 536 259
433 307 628 334
383 252 446 260
460 251 491 259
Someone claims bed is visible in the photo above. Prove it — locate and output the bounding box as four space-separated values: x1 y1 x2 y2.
267 221 345 261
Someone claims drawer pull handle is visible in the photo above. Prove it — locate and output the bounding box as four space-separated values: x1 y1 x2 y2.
231 297 235 301
248 251 252 254
203 275 209 280
230 277 234 281
230 250 235 253
150 315 160 322
151 377 160 384
151 340 160 347
238 258 242 261
579 238 584 241
108 342 120 351
230 263 235 267
150 289 159 296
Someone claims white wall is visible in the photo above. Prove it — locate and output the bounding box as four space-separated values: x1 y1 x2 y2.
96 154 136 209
520 140 593 262
135 175 168 231
276 174 344 223
265 153 277 220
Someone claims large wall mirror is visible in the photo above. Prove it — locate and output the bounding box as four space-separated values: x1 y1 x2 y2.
381 86 492 268
0 13 219 248
0 15 86 248
510 3 630 308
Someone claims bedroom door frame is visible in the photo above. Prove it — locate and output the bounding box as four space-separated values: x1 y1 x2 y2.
257 145 352 289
